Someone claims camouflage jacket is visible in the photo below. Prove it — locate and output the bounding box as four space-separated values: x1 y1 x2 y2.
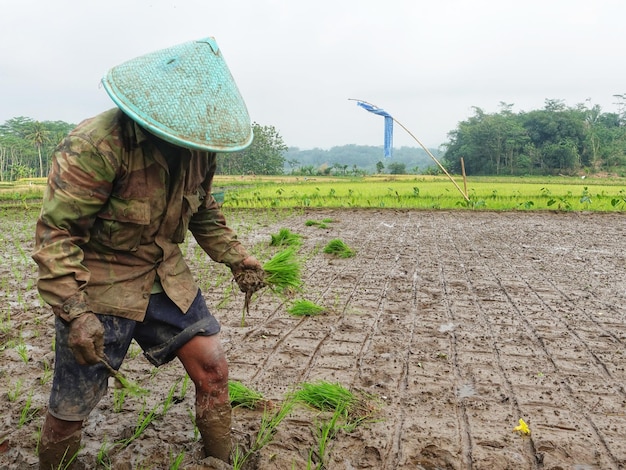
33 108 249 322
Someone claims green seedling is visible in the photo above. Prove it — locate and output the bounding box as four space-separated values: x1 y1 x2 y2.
7 379 23 402
253 400 294 452
287 299 326 317
179 374 190 401
161 377 182 416
169 449 185 469
127 343 142 359
187 408 200 441
231 445 248 470
270 228 302 247
116 401 159 448
314 406 344 469
96 438 112 469
100 358 149 397
57 446 81 470
0 309 11 334
113 388 127 413
15 342 29 363
18 392 39 428
323 239 356 258
229 380 265 409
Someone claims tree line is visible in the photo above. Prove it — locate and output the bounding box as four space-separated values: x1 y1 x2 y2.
442 99 626 175
0 116 437 180
0 118 289 180
2 98 625 181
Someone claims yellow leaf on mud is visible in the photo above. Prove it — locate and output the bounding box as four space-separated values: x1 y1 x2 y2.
513 418 531 435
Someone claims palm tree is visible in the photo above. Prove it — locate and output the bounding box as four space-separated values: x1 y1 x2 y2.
24 121 49 177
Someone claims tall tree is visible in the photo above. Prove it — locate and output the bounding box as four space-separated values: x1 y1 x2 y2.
24 121 50 177
217 123 287 175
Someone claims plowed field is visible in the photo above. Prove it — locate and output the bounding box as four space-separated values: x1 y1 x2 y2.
1 209 625 469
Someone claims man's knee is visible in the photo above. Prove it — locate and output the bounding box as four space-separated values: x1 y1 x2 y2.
177 335 229 389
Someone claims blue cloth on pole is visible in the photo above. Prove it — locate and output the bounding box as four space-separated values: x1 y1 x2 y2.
357 101 393 158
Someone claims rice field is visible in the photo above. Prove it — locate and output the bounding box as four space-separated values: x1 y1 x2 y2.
217 175 626 212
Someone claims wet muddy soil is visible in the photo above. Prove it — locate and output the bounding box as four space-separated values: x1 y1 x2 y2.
1 209 625 469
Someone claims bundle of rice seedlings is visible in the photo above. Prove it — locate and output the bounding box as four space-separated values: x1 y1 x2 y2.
228 380 265 409
269 228 302 247
292 380 377 427
236 247 302 326
305 218 334 229
292 380 356 416
287 299 326 317
323 239 356 258
263 247 302 293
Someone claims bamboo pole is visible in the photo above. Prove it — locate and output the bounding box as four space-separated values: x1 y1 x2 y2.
350 98 470 201
461 157 468 199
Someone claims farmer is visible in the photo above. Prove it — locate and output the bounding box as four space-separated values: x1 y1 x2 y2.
32 37 265 468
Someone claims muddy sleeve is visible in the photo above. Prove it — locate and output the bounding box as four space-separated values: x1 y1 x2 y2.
32 135 116 321
188 155 249 268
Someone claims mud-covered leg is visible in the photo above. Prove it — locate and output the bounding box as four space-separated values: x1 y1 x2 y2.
38 412 83 470
196 401 232 462
177 334 232 463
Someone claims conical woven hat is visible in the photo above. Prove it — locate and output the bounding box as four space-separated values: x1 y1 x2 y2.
102 37 252 152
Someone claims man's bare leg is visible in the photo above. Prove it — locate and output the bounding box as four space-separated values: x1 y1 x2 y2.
177 334 231 463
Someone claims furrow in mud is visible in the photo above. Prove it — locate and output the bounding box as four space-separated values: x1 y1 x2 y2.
446 211 625 469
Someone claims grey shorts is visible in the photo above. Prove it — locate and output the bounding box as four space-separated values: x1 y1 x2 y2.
48 289 220 421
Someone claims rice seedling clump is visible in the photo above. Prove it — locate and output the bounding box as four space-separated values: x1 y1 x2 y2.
292 381 357 415
287 299 326 317
323 239 356 258
305 218 334 229
229 380 265 409
263 247 302 293
269 228 302 247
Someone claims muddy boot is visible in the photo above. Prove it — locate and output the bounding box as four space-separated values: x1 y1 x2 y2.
38 429 82 470
196 402 232 464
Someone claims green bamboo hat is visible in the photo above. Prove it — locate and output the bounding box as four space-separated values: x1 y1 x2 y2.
102 37 252 152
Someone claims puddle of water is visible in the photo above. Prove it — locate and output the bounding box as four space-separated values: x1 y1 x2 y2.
439 322 455 333
458 384 476 398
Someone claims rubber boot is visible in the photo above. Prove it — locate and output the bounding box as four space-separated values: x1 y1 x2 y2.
38 429 82 470
196 402 232 464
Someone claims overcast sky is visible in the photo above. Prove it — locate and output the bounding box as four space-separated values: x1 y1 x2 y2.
1 0 625 150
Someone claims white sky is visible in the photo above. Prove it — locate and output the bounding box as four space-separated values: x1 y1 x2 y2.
1 0 625 150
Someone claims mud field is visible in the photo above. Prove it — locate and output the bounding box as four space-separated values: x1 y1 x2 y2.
1 208 625 469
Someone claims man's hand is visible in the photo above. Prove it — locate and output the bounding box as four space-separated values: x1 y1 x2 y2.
232 256 266 294
68 313 105 365
239 256 263 272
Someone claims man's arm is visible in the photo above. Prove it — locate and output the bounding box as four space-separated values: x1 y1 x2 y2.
32 135 116 321
188 191 250 268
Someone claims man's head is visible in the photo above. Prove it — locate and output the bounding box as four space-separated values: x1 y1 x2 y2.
102 37 252 152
